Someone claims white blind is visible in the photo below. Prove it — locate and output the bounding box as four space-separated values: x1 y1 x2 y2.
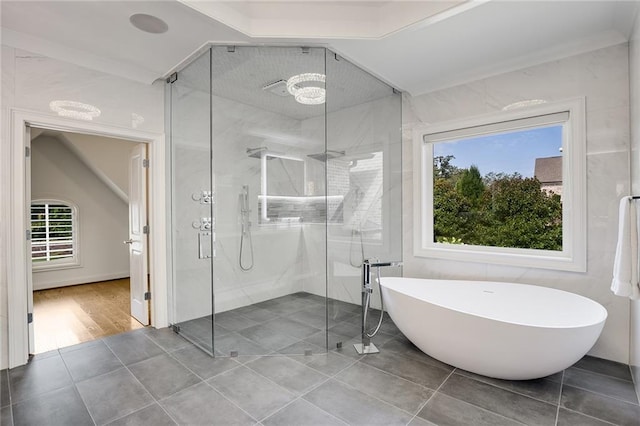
31 202 75 263
423 111 570 143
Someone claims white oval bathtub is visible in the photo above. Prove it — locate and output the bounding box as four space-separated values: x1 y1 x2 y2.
380 277 607 380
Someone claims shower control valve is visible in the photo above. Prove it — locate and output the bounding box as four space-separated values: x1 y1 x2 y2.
192 217 213 231
192 190 214 204
201 217 212 230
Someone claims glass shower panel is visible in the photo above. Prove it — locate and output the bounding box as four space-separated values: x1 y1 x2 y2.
170 50 214 353
209 46 327 357
324 51 403 350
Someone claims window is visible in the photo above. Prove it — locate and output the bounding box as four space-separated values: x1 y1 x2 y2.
413 98 586 271
31 201 79 269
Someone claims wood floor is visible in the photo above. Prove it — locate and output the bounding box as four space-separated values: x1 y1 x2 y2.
33 278 144 354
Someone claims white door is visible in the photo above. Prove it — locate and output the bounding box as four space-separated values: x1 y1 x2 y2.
128 144 149 325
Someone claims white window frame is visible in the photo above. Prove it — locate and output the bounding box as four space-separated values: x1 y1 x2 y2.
413 98 586 272
30 199 80 271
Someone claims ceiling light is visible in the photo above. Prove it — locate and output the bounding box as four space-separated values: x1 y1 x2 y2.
502 99 547 111
49 101 101 121
129 13 168 34
286 73 326 105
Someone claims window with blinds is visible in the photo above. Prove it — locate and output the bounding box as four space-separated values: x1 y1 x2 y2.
31 201 77 266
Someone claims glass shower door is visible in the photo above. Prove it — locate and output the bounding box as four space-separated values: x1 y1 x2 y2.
169 49 215 353
209 45 327 357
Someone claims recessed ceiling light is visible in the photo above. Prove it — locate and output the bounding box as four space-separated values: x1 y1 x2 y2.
502 99 547 111
130 13 168 34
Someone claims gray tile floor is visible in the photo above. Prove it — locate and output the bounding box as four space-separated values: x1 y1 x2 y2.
2 293 639 425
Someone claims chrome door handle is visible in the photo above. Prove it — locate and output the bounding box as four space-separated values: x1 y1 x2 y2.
123 239 133 245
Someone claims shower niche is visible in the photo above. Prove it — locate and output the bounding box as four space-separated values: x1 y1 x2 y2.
258 153 308 223
168 46 402 357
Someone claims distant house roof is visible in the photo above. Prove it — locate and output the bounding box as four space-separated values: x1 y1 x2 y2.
534 156 562 185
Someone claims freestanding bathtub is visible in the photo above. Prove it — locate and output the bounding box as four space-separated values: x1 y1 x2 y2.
380 277 607 380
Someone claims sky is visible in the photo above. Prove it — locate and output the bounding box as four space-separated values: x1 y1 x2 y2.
433 125 562 178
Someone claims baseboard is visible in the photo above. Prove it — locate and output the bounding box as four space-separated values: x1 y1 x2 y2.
33 272 130 291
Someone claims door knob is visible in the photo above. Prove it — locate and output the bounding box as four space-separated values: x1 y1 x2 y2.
123 239 133 245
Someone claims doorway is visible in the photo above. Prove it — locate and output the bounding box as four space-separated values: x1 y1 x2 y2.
28 128 149 353
6 109 168 368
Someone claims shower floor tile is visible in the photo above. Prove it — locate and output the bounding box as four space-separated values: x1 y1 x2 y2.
3 293 639 426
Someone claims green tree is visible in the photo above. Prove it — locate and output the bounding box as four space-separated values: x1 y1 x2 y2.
483 176 562 250
433 164 562 251
433 178 472 243
433 155 460 180
456 165 485 202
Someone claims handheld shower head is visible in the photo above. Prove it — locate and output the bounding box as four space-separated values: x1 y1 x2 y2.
307 150 346 162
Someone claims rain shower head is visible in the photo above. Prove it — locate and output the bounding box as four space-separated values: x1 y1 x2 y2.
307 150 346 162
246 147 269 159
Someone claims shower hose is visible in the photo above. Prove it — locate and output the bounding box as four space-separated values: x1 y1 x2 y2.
239 222 254 271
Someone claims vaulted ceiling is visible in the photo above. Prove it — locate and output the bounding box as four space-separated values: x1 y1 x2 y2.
1 1 638 95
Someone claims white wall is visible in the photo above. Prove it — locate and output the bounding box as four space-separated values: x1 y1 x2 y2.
64 132 138 202
31 136 129 290
403 43 631 363
0 46 164 369
628 6 640 396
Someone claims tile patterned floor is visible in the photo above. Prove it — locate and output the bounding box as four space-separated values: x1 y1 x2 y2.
1 293 639 425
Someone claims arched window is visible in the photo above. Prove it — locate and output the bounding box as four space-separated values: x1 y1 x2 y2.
30 200 78 269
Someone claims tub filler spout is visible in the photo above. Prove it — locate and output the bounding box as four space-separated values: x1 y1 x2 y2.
354 259 403 355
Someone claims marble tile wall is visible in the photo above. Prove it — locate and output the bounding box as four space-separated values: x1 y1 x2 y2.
402 43 632 363
301 95 403 309
170 80 317 319
0 46 164 369
208 95 320 314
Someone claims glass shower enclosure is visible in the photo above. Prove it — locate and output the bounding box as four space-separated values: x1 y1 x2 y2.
168 46 402 358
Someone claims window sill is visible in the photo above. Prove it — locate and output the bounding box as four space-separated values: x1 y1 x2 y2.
32 261 81 273
414 244 585 272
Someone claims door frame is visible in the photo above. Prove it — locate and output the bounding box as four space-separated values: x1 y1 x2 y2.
6 109 168 368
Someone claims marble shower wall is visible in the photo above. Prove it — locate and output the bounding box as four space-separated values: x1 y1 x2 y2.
210 95 317 313
402 43 631 363
171 83 317 319
302 95 403 309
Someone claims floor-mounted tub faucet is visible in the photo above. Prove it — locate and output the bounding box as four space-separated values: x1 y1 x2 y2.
354 259 403 355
